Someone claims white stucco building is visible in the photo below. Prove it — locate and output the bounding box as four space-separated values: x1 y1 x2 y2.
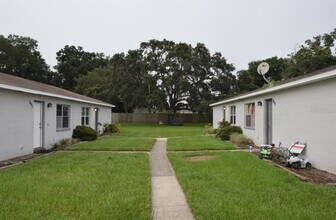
210 66 336 174
0 72 114 162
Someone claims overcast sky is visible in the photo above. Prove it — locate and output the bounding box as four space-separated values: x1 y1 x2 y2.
1 0 336 72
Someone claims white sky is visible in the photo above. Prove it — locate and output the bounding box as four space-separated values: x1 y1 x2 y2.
1 0 336 72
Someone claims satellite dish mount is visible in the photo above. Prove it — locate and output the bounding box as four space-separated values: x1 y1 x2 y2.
257 62 273 87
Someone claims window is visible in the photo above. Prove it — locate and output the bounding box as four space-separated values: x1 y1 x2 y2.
245 103 255 128
230 106 236 124
81 107 90 126
57 104 70 130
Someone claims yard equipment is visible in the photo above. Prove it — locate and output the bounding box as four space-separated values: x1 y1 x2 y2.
259 144 273 159
285 141 312 169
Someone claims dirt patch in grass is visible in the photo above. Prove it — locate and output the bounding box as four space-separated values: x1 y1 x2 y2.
253 152 336 185
186 155 219 162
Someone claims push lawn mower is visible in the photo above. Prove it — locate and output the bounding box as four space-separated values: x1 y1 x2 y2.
259 144 274 159
284 141 312 169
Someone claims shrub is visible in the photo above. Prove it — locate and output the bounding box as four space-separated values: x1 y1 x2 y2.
102 123 121 134
217 125 242 140
229 133 254 148
72 125 98 141
203 124 216 134
106 123 121 134
218 120 231 129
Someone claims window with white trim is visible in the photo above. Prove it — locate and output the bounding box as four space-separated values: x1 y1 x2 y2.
245 103 255 128
230 106 236 124
57 104 70 130
81 107 90 126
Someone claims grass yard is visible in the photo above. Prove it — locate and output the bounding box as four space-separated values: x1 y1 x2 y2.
68 136 155 151
0 152 150 219
168 152 336 219
70 123 234 151
120 123 204 137
167 135 236 151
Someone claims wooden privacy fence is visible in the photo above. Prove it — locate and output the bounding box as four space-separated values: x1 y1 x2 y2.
112 113 211 123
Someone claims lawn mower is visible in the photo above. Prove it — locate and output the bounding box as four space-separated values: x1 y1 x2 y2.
284 141 312 169
259 144 274 159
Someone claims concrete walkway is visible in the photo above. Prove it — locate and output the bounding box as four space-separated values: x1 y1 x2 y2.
150 138 194 220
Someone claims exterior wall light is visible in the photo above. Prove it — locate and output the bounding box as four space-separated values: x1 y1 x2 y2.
257 101 262 106
47 103 52 108
94 108 98 112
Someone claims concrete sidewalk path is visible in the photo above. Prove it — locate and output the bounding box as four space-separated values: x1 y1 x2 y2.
150 138 194 220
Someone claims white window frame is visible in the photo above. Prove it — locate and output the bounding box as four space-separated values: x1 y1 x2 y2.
57 104 70 131
230 106 236 124
245 103 255 128
81 107 90 126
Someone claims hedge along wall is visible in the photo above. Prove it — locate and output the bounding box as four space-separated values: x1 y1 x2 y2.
112 113 211 123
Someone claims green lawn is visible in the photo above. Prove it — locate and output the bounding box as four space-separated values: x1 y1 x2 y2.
69 123 224 151
0 152 150 219
168 152 336 219
120 123 205 137
167 135 236 151
68 136 155 151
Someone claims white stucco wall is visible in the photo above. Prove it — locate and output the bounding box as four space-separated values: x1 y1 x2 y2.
212 77 336 174
0 89 34 161
0 88 112 162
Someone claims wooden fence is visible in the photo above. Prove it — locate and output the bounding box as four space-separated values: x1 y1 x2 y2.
112 113 211 123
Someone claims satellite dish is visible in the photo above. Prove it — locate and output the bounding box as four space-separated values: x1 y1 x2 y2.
257 62 273 87
257 62 269 75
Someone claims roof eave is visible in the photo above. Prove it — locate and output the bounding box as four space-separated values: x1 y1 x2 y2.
0 84 115 108
210 68 336 107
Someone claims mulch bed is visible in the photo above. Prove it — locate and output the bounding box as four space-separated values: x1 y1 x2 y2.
252 151 336 185
0 152 54 169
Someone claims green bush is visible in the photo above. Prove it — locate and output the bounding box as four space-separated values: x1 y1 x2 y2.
107 123 121 133
217 125 242 140
229 133 254 148
218 120 231 129
102 123 121 134
203 124 216 134
72 125 98 141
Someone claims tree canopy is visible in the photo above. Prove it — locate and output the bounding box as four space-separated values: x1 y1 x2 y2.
236 28 336 92
236 56 287 93
76 39 235 113
2 28 336 114
54 45 108 90
283 29 336 79
0 34 52 83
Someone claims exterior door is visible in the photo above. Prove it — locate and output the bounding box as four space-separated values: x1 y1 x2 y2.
33 102 43 149
265 99 273 144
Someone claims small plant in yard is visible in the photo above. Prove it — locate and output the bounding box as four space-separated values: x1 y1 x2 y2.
102 123 121 135
109 123 121 133
229 133 253 148
203 124 216 134
72 125 98 141
216 125 242 140
218 120 231 129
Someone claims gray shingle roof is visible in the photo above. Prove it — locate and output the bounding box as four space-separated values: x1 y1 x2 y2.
0 72 114 107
